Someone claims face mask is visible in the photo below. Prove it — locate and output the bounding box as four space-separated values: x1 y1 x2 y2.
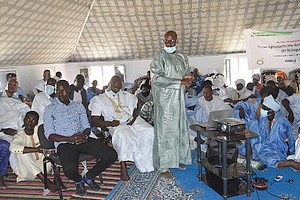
260 108 269 118
108 89 118 96
164 46 176 54
45 85 55 95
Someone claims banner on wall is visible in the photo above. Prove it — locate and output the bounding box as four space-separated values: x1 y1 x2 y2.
244 29 300 69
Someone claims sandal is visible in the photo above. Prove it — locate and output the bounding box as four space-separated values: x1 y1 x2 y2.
179 164 186 170
0 182 7 189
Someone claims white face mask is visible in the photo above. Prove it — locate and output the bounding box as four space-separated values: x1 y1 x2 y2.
260 108 269 118
108 88 118 96
45 85 55 95
164 46 176 54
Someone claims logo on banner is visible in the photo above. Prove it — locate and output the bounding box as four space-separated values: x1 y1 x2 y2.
256 59 264 65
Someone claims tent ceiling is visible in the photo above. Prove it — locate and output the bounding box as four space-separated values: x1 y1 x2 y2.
0 0 299 66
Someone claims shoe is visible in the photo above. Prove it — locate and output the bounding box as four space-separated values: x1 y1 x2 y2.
83 176 101 191
75 182 87 196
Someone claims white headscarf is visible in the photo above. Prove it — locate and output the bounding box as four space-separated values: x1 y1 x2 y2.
252 74 261 81
235 79 245 87
213 75 225 88
263 95 281 112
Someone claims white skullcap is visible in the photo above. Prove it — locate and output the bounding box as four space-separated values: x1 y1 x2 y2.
263 95 281 112
235 79 245 86
205 77 214 82
252 74 261 80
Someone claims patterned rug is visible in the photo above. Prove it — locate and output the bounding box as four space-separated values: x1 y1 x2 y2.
0 161 123 199
106 166 160 200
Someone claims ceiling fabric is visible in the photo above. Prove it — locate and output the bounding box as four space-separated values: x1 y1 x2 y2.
0 0 299 65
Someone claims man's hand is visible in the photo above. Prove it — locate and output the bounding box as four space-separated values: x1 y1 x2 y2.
288 113 294 123
71 132 88 145
239 108 246 119
1 128 17 136
181 76 193 86
127 117 137 125
110 120 120 127
187 105 196 111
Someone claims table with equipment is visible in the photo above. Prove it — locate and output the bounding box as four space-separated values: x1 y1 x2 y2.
191 122 258 199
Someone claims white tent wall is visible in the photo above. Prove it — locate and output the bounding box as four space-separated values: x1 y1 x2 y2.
1 53 292 97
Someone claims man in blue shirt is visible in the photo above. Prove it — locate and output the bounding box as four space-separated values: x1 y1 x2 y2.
44 80 117 196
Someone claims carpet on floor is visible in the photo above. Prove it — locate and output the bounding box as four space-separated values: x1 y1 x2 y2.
106 165 160 200
0 160 124 199
171 150 300 200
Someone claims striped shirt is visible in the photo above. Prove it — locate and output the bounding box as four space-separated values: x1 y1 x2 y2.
43 98 90 148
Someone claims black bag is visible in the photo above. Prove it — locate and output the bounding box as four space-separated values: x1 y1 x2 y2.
206 141 238 167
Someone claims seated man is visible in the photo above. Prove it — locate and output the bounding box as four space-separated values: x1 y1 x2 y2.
227 79 255 105
282 93 300 139
276 133 300 171
195 85 231 123
136 84 153 111
139 100 154 126
233 86 278 127
242 95 295 168
189 85 231 149
31 78 56 125
252 73 263 97
44 80 117 196
5 73 28 100
0 97 30 171
89 76 154 181
0 140 10 189
69 74 88 111
1 79 21 100
1 79 31 106
86 80 101 103
9 111 56 191
266 80 288 102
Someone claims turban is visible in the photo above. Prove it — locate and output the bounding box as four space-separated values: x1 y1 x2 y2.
235 79 245 87
252 74 261 81
263 95 281 112
275 71 287 80
213 75 225 87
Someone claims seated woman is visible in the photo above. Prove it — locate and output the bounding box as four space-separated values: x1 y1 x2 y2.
241 95 295 168
9 111 56 192
0 140 10 189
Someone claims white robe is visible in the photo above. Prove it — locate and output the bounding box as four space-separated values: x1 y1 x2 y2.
196 95 232 123
0 97 30 171
188 95 231 149
9 127 45 182
287 135 300 162
33 79 46 95
31 91 53 125
89 90 154 172
286 93 300 138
